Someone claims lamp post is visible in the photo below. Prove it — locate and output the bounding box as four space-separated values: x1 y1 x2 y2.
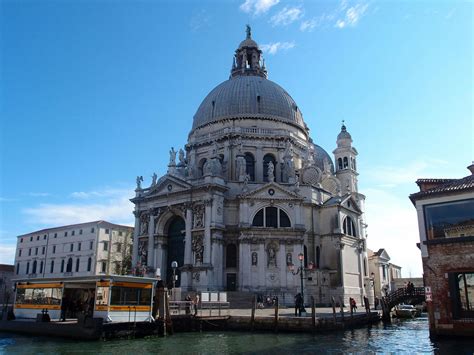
171 261 178 289
370 272 376 309
289 252 306 313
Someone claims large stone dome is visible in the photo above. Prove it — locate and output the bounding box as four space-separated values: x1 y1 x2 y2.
192 76 305 130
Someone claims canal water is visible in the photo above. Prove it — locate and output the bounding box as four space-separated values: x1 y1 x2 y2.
0 316 473 354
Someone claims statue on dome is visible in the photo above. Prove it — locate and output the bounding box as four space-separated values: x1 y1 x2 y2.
169 147 177 166
136 176 144 189
268 161 275 182
151 173 157 186
178 148 186 165
246 24 251 39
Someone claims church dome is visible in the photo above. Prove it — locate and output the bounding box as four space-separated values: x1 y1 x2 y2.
192 76 305 130
192 26 305 132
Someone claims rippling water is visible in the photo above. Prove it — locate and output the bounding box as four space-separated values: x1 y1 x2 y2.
1 316 473 354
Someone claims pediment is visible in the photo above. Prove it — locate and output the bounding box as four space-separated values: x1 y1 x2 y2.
146 174 192 196
240 182 303 201
340 194 362 214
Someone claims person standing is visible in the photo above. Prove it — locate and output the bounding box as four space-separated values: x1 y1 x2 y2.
60 295 68 322
193 294 200 316
294 293 302 317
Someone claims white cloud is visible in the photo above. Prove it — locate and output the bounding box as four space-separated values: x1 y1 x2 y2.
270 6 303 26
300 18 320 32
27 192 50 197
260 41 295 55
24 188 134 227
362 187 423 277
335 2 369 29
240 0 280 15
189 9 211 32
365 159 449 188
0 245 16 264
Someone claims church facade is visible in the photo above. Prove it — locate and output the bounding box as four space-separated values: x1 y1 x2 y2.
131 28 370 305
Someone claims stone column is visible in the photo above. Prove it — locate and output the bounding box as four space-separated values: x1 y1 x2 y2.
258 243 265 286
132 211 140 267
279 242 286 288
184 206 193 265
204 199 212 264
255 147 263 182
147 212 155 269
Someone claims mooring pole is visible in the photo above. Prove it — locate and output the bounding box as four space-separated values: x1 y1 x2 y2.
274 297 279 332
251 295 256 330
331 296 336 323
311 296 316 330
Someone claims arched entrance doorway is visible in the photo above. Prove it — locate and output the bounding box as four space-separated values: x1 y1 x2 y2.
166 216 185 287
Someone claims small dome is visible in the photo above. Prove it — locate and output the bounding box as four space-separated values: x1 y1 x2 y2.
192 76 305 130
314 144 335 173
238 38 259 49
337 124 352 140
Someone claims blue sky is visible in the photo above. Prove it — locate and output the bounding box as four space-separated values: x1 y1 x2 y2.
1 0 472 277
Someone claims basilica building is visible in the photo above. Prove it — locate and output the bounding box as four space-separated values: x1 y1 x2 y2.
131 28 370 305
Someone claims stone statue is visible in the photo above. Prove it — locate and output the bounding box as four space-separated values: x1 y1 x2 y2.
268 246 276 267
136 176 144 189
236 155 246 181
252 252 258 266
242 174 250 192
169 147 177 166
138 240 148 265
268 161 275 182
323 158 331 174
178 148 186 165
286 253 293 266
151 173 157 186
246 24 251 39
192 234 204 264
282 141 295 182
139 213 149 235
212 141 219 157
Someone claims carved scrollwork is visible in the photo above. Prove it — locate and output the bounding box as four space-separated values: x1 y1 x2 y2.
192 204 205 228
192 234 204 264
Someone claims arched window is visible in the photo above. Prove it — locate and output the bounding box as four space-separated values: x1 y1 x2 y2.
226 244 237 268
244 153 255 181
343 157 349 169
198 158 207 177
26 262 30 274
87 257 92 272
50 260 54 274
61 260 65 273
343 216 356 237
338 158 343 170
252 207 291 228
263 154 276 182
66 258 73 272
76 258 80 272
32 260 37 274
39 261 43 274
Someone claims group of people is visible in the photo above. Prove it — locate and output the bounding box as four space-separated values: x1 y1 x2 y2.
406 281 415 295
294 293 304 316
184 294 200 316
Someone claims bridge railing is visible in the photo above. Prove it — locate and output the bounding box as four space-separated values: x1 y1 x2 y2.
383 287 425 309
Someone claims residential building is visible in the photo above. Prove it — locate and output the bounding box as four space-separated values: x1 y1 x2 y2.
368 248 402 302
410 162 474 337
14 221 133 279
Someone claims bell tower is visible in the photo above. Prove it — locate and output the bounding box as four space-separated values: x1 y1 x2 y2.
230 25 267 79
333 121 359 193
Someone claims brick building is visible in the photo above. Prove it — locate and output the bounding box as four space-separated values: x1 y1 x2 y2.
410 163 474 337
0 264 14 305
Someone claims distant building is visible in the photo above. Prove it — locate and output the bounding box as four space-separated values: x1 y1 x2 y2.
410 163 474 337
14 221 133 279
0 264 14 305
367 248 402 301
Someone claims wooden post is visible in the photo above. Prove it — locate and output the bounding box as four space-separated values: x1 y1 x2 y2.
311 296 316 330
331 296 337 323
339 296 344 322
165 292 173 334
251 295 256 330
274 297 279 332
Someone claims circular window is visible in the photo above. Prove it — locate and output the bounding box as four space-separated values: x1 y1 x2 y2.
167 184 173 191
268 188 275 196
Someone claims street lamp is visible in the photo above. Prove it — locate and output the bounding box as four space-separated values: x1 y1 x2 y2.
171 261 178 289
289 252 306 313
370 272 376 309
